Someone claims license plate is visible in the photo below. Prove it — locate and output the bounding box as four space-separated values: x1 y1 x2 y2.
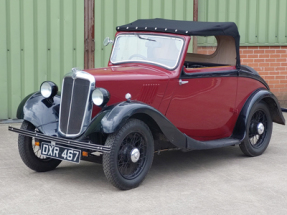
40 142 81 164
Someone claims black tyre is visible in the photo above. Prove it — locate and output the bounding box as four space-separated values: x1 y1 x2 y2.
240 102 273 156
103 119 154 190
18 120 62 172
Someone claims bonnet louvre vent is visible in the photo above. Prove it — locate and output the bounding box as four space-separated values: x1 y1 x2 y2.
138 84 159 104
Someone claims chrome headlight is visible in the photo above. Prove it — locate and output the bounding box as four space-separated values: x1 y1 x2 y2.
40 81 58 98
92 88 110 107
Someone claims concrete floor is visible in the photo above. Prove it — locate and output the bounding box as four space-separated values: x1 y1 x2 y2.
1 114 287 215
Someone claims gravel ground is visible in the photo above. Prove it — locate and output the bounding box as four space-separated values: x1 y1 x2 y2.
1 114 287 215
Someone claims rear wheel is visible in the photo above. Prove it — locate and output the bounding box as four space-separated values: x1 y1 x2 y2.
103 119 154 190
240 102 273 156
18 120 62 172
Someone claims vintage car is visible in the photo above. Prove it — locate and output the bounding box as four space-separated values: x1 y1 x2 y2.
9 19 285 190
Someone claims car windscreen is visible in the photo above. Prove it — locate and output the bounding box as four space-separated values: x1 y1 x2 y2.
110 34 184 69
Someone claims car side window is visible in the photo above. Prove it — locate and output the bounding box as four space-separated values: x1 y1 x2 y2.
184 35 236 73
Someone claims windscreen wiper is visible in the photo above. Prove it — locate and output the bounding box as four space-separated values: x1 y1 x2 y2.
136 34 156 42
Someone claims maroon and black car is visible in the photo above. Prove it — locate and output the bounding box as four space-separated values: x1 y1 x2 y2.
9 19 285 190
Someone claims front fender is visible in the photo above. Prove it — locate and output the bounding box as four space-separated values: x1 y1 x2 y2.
17 93 35 119
20 92 61 135
232 88 285 141
95 101 186 148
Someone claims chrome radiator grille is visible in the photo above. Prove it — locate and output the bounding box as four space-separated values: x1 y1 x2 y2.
58 69 95 137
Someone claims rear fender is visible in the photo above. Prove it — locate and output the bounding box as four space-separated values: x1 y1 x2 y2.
232 89 285 141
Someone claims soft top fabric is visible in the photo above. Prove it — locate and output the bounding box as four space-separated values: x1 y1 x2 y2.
117 18 241 68
117 18 239 38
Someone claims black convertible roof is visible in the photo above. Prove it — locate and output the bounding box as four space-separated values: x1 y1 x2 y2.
117 19 241 68
116 18 239 38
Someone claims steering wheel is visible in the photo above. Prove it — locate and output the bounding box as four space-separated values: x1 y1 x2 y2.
128 54 147 60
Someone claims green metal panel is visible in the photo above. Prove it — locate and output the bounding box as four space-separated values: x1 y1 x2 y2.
94 0 194 68
0 0 84 119
198 0 287 46
0 0 9 119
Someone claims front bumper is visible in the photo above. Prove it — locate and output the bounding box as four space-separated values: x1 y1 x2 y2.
8 126 111 153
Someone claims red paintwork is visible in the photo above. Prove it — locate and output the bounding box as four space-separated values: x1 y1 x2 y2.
84 31 267 141
85 64 170 118
166 76 237 140
235 77 267 116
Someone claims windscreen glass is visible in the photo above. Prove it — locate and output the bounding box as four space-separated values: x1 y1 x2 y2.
110 34 184 69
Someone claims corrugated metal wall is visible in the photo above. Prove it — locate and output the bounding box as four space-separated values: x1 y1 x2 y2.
6 0 286 119
198 0 287 46
0 0 84 119
94 0 194 68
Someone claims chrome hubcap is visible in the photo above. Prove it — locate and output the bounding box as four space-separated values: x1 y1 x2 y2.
257 123 264 135
130 148 140 163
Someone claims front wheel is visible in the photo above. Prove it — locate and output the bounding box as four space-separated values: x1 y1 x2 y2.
239 102 273 156
18 120 62 172
103 119 154 190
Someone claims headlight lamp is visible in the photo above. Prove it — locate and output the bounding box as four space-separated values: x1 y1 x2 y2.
92 88 110 107
40 81 58 98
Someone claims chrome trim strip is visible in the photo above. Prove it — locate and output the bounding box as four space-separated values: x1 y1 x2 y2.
66 78 75 134
58 68 95 138
9 126 110 153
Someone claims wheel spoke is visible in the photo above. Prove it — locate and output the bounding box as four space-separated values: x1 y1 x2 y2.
117 132 147 179
248 110 269 148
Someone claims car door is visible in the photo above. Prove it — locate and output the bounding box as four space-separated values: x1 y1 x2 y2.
165 66 238 141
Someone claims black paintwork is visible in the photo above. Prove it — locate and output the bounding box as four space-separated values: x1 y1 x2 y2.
17 93 34 119
239 69 270 90
92 101 242 150
184 61 228 68
20 92 61 136
82 101 243 150
181 68 238 79
17 90 112 140
8 126 111 153
232 88 285 141
181 66 270 90
186 137 240 150
16 83 284 152
99 101 187 149
79 105 116 139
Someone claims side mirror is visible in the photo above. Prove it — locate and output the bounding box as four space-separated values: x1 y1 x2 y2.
103 37 113 46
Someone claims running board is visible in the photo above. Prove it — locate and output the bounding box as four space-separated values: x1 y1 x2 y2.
186 135 241 151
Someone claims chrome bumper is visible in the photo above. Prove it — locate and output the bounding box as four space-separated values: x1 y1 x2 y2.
8 126 111 153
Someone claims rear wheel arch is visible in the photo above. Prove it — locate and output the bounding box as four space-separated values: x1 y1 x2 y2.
232 89 285 141
261 97 285 124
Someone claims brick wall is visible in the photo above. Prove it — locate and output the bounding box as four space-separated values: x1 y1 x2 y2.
240 46 287 107
197 46 287 107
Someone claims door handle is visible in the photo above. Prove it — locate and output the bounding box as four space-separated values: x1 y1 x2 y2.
179 79 189 85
